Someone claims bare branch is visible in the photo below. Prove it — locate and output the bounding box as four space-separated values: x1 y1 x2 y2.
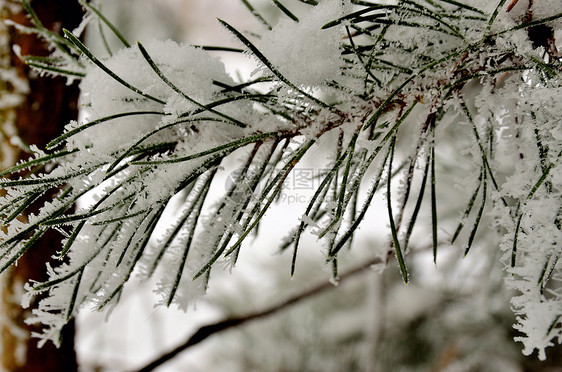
134 256 383 372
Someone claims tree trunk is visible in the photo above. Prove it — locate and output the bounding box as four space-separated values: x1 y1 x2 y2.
0 1 83 371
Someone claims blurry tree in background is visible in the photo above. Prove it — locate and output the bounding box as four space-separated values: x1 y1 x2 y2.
0 1 561 371
0 0 82 371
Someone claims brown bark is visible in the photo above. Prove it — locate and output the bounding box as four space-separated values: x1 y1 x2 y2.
1 1 83 371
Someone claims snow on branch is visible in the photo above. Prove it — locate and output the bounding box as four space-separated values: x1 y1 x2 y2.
0 0 560 359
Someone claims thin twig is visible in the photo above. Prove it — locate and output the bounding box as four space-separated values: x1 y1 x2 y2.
134 256 383 372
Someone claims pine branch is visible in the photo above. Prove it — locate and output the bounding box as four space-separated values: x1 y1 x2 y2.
2 0 560 359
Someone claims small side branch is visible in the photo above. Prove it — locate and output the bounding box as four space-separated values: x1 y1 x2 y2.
134 256 383 372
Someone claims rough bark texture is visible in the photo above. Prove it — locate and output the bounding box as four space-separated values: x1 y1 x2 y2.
0 1 82 371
